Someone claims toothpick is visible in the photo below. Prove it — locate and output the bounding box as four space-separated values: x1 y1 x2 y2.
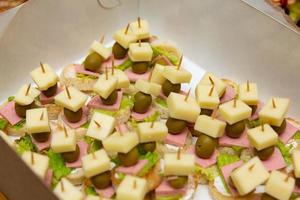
61 180 65 192
150 121 155 128
208 76 214 85
40 112 44 121
31 152 35 165
246 80 250 92
285 175 290 182
272 98 276 109
133 179 137 189
208 86 214 96
138 17 141 28
248 164 255 171
100 35 105 44
177 148 181 160
25 84 31 96
124 23 130 35
184 88 191 101
105 67 108 80
94 120 101 128
261 123 265 132
65 86 71 99
139 39 141 47
233 99 237 108
112 57 115 75
211 109 217 120
40 62 45 73
177 55 183 70
117 124 123 136
92 151 96 159
63 125 68 138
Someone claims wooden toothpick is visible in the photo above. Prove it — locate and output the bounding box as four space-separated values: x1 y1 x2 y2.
100 35 105 44
208 86 214 96
138 17 141 28
105 67 108 80
63 125 68 138
94 120 101 128
31 152 35 165
61 179 65 192
184 88 191 101
233 99 237 108
211 109 217 120
65 86 71 99
117 124 123 136
40 112 44 121
246 80 250 92
248 164 255 171
112 57 115 75
208 76 214 85
133 179 137 189
92 151 96 159
272 98 276 109
177 148 181 160
150 121 155 128
40 62 45 73
177 55 183 70
261 124 265 132
124 23 130 35
285 175 290 182
25 84 31 96
138 39 141 47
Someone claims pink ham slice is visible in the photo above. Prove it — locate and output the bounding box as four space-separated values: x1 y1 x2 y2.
220 85 236 104
279 121 299 144
220 161 243 196
294 185 300 194
32 135 51 151
152 55 173 66
61 106 89 129
101 55 129 69
187 145 218 168
155 180 187 197
115 159 148 175
249 101 264 121
39 87 63 105
0 102 22 125
87 91 123 111
96 186 115 198
219 128 250 148
165 128 189 147
44 169 53 188
261 148 286 171
124 68 151 82
66 140 88 168
131 106 155 122
74 64 99 77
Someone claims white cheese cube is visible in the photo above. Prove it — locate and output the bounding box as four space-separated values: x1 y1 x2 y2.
150 64 166 85
51 128 76 153
0 131 16 148
128 42 153 62
230 157 269 196
195 84 220 109
54 86 88 112
163 66 192 84
93 75 118 99
130 19 150 40
86 112 116 141
137 121 168 143
135 79 161 96
21 151 49 179
26 108 50 134
103 131 139 153
164 153 195 176
219 99 252 125
90 40 111 60
107 69 130 89
259 97 290 127
113 28 138 49
82 149 111 178
167 92 200 123
30 63 58 91
199 72 226 97
54 178 84 200
117 175 147 200
292 149 300 178
194 115 226 138
85 195 101 200
247 124 278 150
265 170 295 200
15 84 40 106
238 82 258 105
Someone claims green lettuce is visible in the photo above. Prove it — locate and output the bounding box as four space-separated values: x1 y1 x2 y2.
277 140 293 165
155 97 167 108
151 46 179 65
144 111 160 122
95 109 116 116
156 195 182 200
15 135 37 155
85 186 98 196
0 118 7 130
120 95 134 110
217 153 240 168
84 136 102 153
111 156 122 166
82 121 90 129
12 119 26 130
116 59 132 71
293 131 300 139
7 96 15 102
138 152 160 176
116 172 126 181
247 119 261 128
76 73 98 79
195 165 219 182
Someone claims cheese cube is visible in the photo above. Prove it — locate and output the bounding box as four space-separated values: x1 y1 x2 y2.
82 149 111 178
163 66 192 84
247 124 278 150
164 153 195 176
195 84 220 109
259 97 290 127
107 69 130 89
90 40 111 60
93 75 118 99
150 64 166 85
51 128 76 153
54 178 84 200
117 175 147 200
128 43 153 62
113 28 138 49
199 72 226 97
219 100 252 125
15 84 40 106
85 195 101 200
167 92 200 123
130 19 150 40
238 82 258 105
21 151 49 179
265 170 295 200
135 79 161 96
230 157 269 196
30 63 58 91
55 86 87 112
194 115 226 138
86 112 116 141
137 121 168 143
292 149 300 178
26 108 50 134
0 131 16 148
103 131 139 153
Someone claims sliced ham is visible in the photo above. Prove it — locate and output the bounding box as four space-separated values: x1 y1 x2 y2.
87 91 123 111
39 87 62 105
219 128 250 148
261 148 286 171
96 186 115 198
165 128 189 147
66 140 88 168
220 161 243 196
279 121 299 144
44 169 53 188
101 55 129 69
61 106 89 129
0 102 22 125
131 106 155 122
124 68 151 82
294 185 300 194
74 64 99 77
152 55 173 66
155 179 187 197
187 145 218 168
115 159 148 175
32 135 51 151
220 85 236 104
249 101 264 121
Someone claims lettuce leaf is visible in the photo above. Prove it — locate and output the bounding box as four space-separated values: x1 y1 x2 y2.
95 109 116 116
76 73 98 80
15 135 37 155
155 97 167 108
217 153 240 168
116 172 126 181
84 136 102 153
7 96 15 102
0 118 7 130
277 140 293 165
195 165 219 182
138 152 160 176
12 119 26 130
151 46 179 65
82 121 90 129
156 195 182 200
144 111 160 122
246 119 261 128
120 95 134 110
116 59 132 71
111 156 122 166
85 186 98 196
293 131 300 139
